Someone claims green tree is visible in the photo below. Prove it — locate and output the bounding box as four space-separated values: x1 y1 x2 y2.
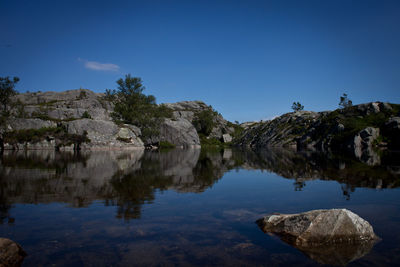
291 101 304 112
193 109 216 136
0 76 19 111
339 93 352 108
108 74 172 139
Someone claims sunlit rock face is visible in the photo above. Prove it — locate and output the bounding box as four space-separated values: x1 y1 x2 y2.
236 102 400 154
257 209 379 266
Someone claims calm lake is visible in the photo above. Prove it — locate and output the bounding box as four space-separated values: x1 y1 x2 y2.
1 148 400 266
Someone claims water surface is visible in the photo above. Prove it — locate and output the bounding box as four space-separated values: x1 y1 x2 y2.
1 148 400 266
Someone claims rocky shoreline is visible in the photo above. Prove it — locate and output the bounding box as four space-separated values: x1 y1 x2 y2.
235 102 400 159
1 89 399 157
0 89 235 151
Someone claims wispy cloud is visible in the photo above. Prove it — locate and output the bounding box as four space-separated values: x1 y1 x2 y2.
78 58 120 72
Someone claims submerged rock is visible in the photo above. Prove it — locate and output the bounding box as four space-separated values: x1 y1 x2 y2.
0 238 26 267
256 209 379 266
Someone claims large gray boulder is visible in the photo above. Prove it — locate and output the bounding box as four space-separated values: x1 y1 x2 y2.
257 209 378 246
257 209 379 266
159 118 200 147
0 238 26 266
65 119 144 149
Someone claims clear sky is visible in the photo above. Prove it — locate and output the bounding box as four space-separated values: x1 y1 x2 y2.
1 0 399 122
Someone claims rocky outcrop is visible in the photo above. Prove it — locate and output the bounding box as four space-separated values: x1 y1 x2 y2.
14 89 112 121
0 238 26 267
257 209 379 266
237 111 320 148
2 90 236 150
350 127 381 165
236 102 400 153
165 101 234 140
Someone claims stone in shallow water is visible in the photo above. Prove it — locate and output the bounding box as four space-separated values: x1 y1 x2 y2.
256 209 379 266
0 238 26 267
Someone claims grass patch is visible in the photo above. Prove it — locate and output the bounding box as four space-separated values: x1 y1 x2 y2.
159 141 176 149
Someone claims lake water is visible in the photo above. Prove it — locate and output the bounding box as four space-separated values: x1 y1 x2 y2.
1 148 400 266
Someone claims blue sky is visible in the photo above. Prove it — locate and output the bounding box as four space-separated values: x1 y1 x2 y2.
1 0 399 122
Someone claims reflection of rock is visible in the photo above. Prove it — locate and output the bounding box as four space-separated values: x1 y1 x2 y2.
0 238 26 267
0 150 144 207
240 148 400 196
257 209 379 266
0 148 238 220
298 241 376 266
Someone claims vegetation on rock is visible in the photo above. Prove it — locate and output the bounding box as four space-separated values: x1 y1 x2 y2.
0 76 19 112
339 93 353 108
107 74 173 139
292 101 304 111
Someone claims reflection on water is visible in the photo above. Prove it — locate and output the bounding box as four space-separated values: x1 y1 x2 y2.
297 241 378 266
0 148 400 266
239 148 400 199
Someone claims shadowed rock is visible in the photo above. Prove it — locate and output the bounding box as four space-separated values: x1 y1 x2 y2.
0 238 26 267
257 209 379 266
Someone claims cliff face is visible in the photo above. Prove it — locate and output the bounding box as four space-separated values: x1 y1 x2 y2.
0 90 233 150
236 102 400 157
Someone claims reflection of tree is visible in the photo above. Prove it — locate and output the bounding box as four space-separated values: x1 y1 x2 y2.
107 149 240 220
108 158 174 221
294 179 306 191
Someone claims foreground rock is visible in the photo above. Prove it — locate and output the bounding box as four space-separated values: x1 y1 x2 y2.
257 209 379 266
257 209 378 246
0 238 26 267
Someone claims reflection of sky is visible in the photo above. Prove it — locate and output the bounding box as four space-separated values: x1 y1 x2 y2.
2 168 400 266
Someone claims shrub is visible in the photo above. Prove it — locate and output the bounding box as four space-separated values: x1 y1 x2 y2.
193 109 217 136
292 102 304 111
107 74 173 140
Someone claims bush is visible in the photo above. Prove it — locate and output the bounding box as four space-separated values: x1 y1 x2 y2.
339 93 352 108
0 76 19 112
193 109 217 136
292 102 304 111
